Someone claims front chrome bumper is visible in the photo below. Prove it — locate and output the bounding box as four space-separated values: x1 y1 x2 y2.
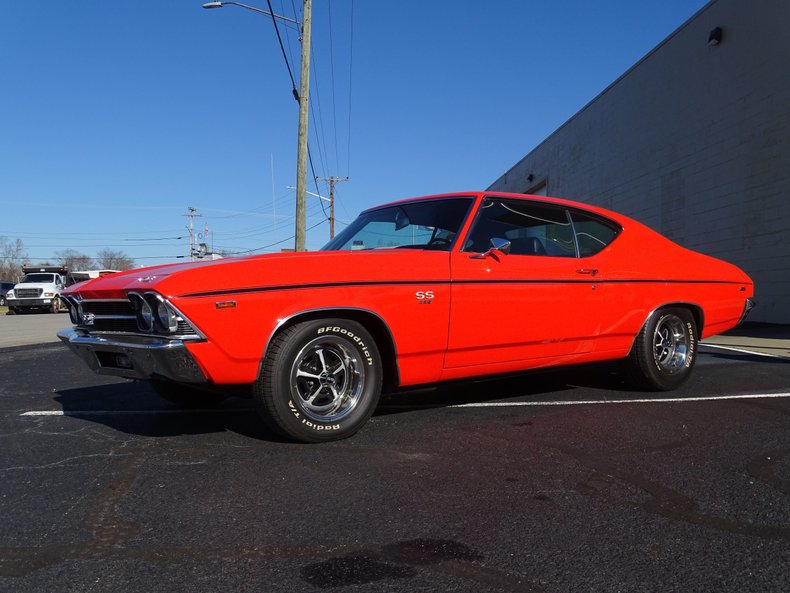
57 328 208 383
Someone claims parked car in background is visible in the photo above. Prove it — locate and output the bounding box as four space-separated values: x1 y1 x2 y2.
0 281 15 307
58 192 755 442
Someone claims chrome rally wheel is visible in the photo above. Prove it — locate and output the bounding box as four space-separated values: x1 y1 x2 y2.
290 336 365 423
624 307 698 391
254 318 382 443
652 313 689 374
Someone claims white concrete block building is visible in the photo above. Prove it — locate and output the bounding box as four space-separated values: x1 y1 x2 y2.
488 0 789 323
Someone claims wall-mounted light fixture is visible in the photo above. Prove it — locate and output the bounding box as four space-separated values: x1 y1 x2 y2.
527 174 534 183
708 27 723 46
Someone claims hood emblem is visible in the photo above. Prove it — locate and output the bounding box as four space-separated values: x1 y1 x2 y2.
137 276 157 283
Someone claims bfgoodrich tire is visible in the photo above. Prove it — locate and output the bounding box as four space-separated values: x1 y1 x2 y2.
253 318 383 443
623 307 698 391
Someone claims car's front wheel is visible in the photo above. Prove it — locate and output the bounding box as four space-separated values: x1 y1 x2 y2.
623 307 698 391
253 318 383 443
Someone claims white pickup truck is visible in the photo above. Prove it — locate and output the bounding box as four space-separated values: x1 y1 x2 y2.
5 266 68 314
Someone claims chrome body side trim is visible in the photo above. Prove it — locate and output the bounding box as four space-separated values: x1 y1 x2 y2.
57 328 208 383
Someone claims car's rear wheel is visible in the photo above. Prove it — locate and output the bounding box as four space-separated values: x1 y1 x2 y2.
623 307 698 391
149 380 226 408
253 318 382 443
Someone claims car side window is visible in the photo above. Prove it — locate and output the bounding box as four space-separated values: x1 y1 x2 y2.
463 199 576 257
570 211 620 257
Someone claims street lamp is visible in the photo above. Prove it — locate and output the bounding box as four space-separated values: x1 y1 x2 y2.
287 185 333 242
203 0 312 252
286 186 329 202
201 2 300 26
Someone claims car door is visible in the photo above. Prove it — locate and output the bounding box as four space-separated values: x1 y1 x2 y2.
445 197 602 369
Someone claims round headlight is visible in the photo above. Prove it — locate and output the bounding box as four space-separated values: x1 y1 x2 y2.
156 300 179 333
68 299 82 325
129 293 151 332
139 299 154 331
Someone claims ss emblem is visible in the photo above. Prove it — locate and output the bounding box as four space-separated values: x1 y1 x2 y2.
415 290 434 305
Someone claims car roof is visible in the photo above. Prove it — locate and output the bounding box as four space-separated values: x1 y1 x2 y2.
361 191 625 223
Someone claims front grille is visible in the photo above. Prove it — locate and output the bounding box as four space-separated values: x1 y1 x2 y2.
78 299 137 333
75 297 201 340
82 301 135 316
176 320 196 336
16 288 42 298
92 318 139 333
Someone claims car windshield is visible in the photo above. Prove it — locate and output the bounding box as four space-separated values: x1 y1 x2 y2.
322 197 474 251
21 274 55 283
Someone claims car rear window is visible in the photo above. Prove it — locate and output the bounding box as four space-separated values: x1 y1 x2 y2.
570 211 621 257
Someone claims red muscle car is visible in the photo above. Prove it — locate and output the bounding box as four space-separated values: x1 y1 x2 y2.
59 192 755 442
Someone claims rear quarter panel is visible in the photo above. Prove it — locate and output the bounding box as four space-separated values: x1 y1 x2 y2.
590 216 752 354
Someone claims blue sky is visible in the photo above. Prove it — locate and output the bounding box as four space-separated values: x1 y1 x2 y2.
0 0 707 266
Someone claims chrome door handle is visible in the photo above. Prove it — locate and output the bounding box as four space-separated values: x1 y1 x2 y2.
576 268 598 276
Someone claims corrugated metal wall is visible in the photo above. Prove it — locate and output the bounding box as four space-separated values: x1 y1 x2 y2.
489 0 790 323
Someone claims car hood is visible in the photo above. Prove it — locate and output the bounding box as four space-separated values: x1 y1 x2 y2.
64 250 450 300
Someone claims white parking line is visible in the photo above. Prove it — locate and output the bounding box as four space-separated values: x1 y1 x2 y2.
700 343 788 359
450 392 790 408
19 391 790 416
20 408 248 417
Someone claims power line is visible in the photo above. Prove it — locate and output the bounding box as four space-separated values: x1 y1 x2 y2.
327 0 341 171
346 0 355 176
265 0 299 99
307 43 330 177
230 219 327 254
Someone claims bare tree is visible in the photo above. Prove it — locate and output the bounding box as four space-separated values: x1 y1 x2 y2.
95 249 134 271
0 236 28 281
56 249 94 272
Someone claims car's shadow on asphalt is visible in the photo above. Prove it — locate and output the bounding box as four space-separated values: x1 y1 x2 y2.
51 362 631 441
53 381 290 442
377 361 633 415
52 351 780 440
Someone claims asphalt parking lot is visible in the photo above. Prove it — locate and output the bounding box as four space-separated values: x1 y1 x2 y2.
1 341 789 592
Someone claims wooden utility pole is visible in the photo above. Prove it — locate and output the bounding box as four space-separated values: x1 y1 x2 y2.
294 0 312 252
317 176 349 240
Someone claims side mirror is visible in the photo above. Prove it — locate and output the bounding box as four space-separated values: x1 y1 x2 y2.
470 237 511 260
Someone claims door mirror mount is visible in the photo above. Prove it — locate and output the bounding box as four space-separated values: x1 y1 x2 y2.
470 237 511 260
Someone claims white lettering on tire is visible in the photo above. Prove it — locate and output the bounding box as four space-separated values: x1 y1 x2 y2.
289 400 341 431
316 326 373 366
